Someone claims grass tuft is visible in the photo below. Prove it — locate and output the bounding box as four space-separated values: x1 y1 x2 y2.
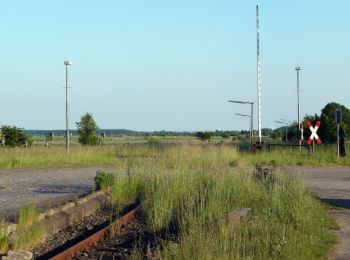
0 219 9 253
13 203 43 250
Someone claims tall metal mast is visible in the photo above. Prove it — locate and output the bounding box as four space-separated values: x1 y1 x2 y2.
295 66 301 146
256 5 262 142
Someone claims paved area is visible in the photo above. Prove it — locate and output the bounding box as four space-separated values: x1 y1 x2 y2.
0 165 117 221
296 167 350 260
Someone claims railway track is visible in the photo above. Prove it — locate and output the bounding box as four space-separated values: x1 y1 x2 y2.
36 205 143 260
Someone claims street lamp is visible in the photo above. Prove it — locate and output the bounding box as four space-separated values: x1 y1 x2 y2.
64 61 71 153
228 100 254 148
235 113 253 145
275 120 290 143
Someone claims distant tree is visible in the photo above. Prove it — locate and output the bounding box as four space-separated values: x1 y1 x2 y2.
76 113 99 145
262 128 273 136
0 125 32 147
270 129 282 140
287 103 350 144
317 102 350 143
221 133 230 138
196 131 211 141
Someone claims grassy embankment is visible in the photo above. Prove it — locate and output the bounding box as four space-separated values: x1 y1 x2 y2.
96 144 337 259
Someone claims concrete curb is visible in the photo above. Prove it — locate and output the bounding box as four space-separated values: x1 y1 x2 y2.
1 190 109 238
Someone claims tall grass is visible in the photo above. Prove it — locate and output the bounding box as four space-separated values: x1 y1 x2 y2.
0 139 349 169
98 145 337 259
0 219 9 253
246 144 350 166
0 205 45 253
14 203 43 250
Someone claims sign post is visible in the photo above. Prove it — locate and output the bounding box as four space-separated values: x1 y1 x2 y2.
336 109 342 158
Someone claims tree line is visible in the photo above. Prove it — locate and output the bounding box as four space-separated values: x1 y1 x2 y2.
272 102 349 143
0 102 348 147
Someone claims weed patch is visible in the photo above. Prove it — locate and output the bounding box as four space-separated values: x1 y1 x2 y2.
101 145 337 259
13 203 43 250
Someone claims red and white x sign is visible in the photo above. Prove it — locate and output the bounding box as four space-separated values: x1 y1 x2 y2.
307 121 322 145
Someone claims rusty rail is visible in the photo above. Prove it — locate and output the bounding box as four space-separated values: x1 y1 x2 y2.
50 205 140 260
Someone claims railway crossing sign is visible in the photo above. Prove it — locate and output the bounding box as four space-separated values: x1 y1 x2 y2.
307 121 322 145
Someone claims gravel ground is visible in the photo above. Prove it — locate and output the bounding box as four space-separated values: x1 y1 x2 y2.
0 165 117 221
33 208 113 259
32 211 156 260
77 215 156 260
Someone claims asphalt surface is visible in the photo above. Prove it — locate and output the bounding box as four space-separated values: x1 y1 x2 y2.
296 167 350 260
0 165 117 221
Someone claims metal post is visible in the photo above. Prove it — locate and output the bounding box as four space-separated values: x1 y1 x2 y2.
337 123 340 158
64 61 71 154
285 127 288 143
295 66 301 148
297 69 300 131
251 102 254 149
275 120 289 143
256 5 262 143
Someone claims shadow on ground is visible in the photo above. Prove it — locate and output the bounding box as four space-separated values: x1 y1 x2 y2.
321 198 350 209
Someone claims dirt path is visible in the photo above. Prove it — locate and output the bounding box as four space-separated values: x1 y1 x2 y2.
295 167 350 260
0 165 117 221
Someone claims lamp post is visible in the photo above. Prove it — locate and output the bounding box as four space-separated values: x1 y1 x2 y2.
275 120 290 143
228 100 254 148
295 66 301 147
64 61 71 154
235 113 253 146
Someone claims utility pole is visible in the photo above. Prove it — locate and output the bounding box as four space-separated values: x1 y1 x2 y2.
64 61 71 154
295 66 301 147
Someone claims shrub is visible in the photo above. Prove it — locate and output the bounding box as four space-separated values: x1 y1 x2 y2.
94 171 115 190
196 131 211 141
76 113 99 145
0 126 32 147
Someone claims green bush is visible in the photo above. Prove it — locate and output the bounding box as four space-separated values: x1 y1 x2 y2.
76 113 99 145
0 125 32 147
196 131 211 141
94 171 115 190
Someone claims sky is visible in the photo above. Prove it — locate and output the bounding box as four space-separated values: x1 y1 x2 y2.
0 1 349 131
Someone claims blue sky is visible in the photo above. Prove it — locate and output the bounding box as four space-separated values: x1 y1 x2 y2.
0 1 349 131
